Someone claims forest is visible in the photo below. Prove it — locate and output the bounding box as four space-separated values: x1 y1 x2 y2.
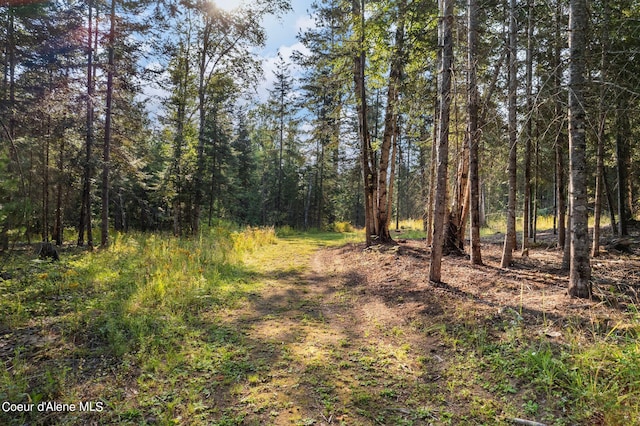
1 0 640 424
0 0 639 283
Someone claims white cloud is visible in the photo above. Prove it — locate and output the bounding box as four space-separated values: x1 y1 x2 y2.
254 42 311 103
295 14 315 33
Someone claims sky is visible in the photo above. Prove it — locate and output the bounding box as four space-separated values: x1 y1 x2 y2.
212 0 314 101
142 0 313 122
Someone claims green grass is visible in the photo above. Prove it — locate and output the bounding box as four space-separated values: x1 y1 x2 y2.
0 225 277 425
433 311 640 424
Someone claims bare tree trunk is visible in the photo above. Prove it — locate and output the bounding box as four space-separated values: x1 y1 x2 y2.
55 134 64 246
43 118 50 243
79 0 94 248
616 96 631 236
522 0 534 255
604 169 617 234
429 0 454 283
592 0 608 257
468 0 482 265
500 0 518 268
426 0 444 245
395 133 402 231
388 124 398 232
444 148 468 256
375 0 405 244
554 1 566 250
533 107 540 242
426 102 437 244
352 0 374 246
101 0 116 247
194 24 211 235
567 0 591 298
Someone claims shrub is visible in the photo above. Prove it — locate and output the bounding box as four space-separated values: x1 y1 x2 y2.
332 221 354 233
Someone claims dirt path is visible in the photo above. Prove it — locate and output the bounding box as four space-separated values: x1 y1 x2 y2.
213 240 448 425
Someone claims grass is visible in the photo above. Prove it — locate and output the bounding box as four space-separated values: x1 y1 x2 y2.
393 215 567 240
0 225 277 425
1 224 640 424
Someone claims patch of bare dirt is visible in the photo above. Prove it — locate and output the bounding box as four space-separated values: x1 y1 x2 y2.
313 235 640 347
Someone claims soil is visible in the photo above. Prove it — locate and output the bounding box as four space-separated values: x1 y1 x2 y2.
313 232 640 346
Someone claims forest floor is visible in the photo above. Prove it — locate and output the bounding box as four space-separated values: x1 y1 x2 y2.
1 226 640 425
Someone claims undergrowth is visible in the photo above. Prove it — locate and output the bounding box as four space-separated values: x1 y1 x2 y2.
0 225 276 425
437 310 640 424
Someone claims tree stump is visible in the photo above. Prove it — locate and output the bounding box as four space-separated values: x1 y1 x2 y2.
37 242 60 261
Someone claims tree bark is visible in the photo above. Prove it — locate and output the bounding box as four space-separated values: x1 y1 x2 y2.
429 0 454 282
101 0 116 247
604 168 617 234
194 22 211 235
388 123 398 232
468 0 482 265
426 93 438 245
79 0 94 248
522 0 534 255
592 0 608 257
567 0 591 298
43 118 50 243
54 133 64 246
375 0 406 244
500 0 518 268
352 0 374 246
616 96 631 236
554 1 566 250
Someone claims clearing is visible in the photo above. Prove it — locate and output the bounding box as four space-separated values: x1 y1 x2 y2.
1 228 640 425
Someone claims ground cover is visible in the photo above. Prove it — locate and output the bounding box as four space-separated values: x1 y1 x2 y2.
1 223 639 425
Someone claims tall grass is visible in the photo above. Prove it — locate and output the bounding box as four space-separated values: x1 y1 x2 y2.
484 214 613 236
2 226 276 357
0 225 278 425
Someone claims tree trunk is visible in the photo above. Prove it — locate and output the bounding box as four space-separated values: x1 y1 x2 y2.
54 134 64 246
592 0 608 257
567 0 591 298
375 0 405 244
79 0 94 248
554 1 566 250
616 96 630 236
419 126 429 232
429 0 454 283
42 118 50 243
388 124 398 232
468 0 482 265
352 0 374 246
444 149 468 256
101 0 116 247
533 108 540 242
172 39 191 236
194 25 211 235
500 0 518 268
604 168 617 234
426 100 437 244
522 0 534 255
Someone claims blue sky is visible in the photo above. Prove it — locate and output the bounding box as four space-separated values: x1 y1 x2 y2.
143 0 312 121
214 0 312 55
214 0 313 101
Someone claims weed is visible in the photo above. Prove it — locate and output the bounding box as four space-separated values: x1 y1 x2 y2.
332 221 354 233
523 399 539 416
